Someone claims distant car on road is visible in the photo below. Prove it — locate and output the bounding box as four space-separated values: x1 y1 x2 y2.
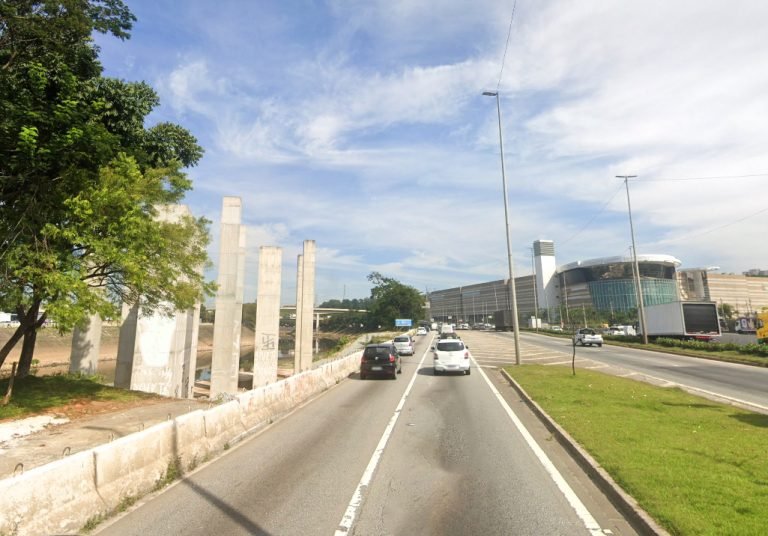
438 332 460 340
573 328 603 347
416 327 428 336
393 335 414 356
360 343 401 380
433 339 471 375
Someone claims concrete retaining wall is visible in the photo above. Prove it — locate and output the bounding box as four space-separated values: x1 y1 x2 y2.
0 348 363 536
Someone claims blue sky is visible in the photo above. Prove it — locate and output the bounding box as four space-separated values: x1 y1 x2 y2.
95 1 768 304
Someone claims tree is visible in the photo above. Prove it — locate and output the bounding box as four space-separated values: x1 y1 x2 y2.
0 1 214 376
366 272 424 330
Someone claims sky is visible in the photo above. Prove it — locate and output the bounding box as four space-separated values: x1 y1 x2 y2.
94 0 768 305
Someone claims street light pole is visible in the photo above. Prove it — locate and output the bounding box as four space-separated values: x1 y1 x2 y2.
483 90 521 364
618 174 649 344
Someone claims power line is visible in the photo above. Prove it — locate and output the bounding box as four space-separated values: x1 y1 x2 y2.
496 0 518 90
650 206 768 246
638 173 768 182
560 183 624 246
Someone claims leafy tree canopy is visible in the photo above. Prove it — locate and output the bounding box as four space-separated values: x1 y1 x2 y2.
318 297 371 311
0 1 214 376
365 272 424 330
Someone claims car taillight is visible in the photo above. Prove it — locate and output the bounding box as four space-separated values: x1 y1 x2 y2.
389 354 396 363
464 351 469 359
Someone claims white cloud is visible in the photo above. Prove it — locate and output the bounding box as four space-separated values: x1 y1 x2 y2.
130 0 768 300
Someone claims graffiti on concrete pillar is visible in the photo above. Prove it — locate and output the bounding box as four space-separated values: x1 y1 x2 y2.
261 333 276 351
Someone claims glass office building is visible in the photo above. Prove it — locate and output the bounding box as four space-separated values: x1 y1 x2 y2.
557 255 681 312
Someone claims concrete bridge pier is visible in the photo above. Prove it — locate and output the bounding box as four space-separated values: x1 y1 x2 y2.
294 240 316 374
69 314 102 375
113 205 201 397
253 246 282 389
210 197 246 397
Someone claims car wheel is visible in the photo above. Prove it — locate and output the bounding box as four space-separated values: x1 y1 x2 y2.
598 343 603 347
391 369 397 380
434 368 440 376
466 368 471 375
360 372 366 380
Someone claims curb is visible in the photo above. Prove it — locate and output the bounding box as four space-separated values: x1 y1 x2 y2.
499 368 670 536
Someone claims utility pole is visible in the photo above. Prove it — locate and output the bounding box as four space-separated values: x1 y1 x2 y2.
531 247 539 331
618 175 648 344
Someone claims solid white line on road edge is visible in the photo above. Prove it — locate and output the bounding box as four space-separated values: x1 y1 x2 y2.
334 344 429 535
473 358 605 535
624 370 768 414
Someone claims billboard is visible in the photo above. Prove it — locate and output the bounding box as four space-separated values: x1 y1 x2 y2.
395 319 412 327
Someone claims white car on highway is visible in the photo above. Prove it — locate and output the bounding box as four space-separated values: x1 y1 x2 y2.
433 339 471 375
573 328 604 347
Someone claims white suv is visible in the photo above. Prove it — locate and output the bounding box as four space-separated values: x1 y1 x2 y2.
433 339 471 375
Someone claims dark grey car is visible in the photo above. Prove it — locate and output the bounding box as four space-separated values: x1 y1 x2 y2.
360 343 402 380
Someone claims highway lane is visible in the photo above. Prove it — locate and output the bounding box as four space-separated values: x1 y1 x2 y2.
96 332 636 536
487 330 768 412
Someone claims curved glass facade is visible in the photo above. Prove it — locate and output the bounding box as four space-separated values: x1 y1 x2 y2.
589 278 678 311
561 260 679 312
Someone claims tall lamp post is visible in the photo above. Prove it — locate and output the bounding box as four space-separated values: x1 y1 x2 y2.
483 90 521 364
617 174 649 344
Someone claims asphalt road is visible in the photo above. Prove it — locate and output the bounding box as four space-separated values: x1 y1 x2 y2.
95 333 636 536
504 331 768 413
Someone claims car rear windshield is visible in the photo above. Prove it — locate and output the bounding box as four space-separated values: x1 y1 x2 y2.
363 346 393 360
394 336 410 342
436 341 464 352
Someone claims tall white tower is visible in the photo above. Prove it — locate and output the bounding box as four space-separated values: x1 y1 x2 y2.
533 240 558 323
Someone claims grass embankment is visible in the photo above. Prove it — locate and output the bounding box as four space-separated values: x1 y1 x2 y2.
507 365 768 536
0 374 161 421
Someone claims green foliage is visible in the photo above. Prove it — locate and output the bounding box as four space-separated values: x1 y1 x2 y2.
241 302 257 329
154 456 182 491
653 337 768 358
365 272 424 330
319 297 371 310
0 1 213 371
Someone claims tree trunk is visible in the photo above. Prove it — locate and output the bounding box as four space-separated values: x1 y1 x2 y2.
16 327 39 378
16 302 46 379
0 324 26 370
0 300 44 374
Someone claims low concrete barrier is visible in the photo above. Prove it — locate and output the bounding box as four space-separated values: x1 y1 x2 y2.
0 348 363 535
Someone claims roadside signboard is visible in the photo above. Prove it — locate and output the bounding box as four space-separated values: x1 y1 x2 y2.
395 319 412 327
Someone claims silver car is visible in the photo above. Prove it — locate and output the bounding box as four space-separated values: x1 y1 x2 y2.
393 335 414 356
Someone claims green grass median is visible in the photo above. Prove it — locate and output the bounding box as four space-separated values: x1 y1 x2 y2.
0 374 160 421
506 364 768 536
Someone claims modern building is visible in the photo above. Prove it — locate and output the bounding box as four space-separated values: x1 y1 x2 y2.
427 240 766 325
678 269 768 315
557 254 681 313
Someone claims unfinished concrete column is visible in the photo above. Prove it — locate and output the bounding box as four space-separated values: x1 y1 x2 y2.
252 246 282 389
210 197 246 397
113 205 202 397
297 240 316 373
181 303 201 399
293 254 304 374
69 314 102 375
114 303 138 389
